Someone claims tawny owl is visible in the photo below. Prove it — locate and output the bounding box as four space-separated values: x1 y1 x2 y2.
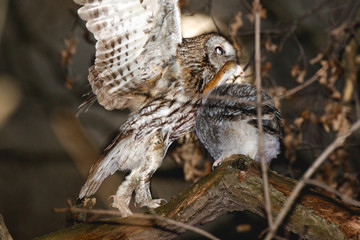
73 0 244 216
195 83 282 168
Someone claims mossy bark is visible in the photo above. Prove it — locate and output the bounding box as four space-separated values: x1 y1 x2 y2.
36 155 360 240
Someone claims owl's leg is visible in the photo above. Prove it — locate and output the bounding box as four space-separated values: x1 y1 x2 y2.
111 168 141 217
134 131 166 209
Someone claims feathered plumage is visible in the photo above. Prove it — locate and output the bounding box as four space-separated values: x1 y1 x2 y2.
195 83 282 168
74 0 243 216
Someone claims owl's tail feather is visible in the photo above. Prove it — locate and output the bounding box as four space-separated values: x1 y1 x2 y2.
78 179 102 199
78 152 119 199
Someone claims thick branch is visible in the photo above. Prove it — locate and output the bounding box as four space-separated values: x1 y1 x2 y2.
0 214 13 240
37 155 360 240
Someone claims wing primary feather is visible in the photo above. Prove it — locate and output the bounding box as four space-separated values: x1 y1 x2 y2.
76 92 97 117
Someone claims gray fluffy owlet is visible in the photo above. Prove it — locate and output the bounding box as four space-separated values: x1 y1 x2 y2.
73 0 244 216
195 83 283 168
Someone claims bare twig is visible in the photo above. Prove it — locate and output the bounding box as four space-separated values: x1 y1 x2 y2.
0 0 9 45
54 207 220 240
265 119 360 240
304 179 360 208
243 52 255 72
292 34 308 71
208 0 222 35
279 0 335 50
0 214 13 240
275 70 321 99
239 0 335 46
264 67 326 105
254 0 273 229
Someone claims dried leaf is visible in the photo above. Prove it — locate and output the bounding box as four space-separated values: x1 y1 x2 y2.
230 12 243 38
356 55 360 65
247 2 267 23
319 102 350 135
236 224 251 232
65 76 74 90
318 60 329 84
294 117 304 128
283 121 304 164
170 133 210 182
61 35 79 66
261 61 272 75
330 22 347 40
267 86 286 107
265 38 278 53
309 53 324 65
291 64 299 77
291 64 306 83
296 70 306 83
331 90 341 100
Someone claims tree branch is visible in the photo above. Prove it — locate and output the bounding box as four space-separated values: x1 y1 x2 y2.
0 214 13 240
37 155 360 240
254 0 274 229
265 119 360 239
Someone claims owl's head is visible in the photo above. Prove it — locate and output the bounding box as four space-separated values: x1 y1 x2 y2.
178 33 239 92
205 34 237 73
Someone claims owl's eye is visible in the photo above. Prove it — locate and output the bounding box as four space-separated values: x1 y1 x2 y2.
215 46 225 55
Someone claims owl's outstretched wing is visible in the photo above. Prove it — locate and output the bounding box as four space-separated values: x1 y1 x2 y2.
74 0 182 110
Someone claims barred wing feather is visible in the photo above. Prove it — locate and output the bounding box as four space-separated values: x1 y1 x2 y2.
74 0 182 110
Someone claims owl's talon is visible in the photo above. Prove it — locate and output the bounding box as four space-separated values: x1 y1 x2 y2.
158 198 167 205
212 158 224 170
137 198 166 209
111 195 133 217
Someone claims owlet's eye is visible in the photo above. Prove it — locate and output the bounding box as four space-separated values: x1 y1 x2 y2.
215 46 225 55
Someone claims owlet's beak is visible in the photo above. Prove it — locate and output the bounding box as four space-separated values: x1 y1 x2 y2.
203 60 244 96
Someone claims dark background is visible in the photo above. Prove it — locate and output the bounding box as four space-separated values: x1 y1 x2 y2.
0 0 359 239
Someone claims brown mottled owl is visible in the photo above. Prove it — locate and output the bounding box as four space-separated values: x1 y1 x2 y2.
74 0 244 216
196 83 283 168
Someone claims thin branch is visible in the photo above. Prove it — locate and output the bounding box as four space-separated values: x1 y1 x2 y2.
278 0 335 49
353 86 360 120
265 119 360 240
298 0 335 22
292 34 308 70
0 0 9 45
243 52 255 72
267 67 325 105
239 0 335 44
254 0 273 229
54 207 220 240
0 214 13 240
208 0 222 35
304 179 360 208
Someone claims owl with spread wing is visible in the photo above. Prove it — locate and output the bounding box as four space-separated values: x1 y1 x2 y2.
74 0 244 216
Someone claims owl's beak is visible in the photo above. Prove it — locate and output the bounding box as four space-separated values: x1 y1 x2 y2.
203 60 244 96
